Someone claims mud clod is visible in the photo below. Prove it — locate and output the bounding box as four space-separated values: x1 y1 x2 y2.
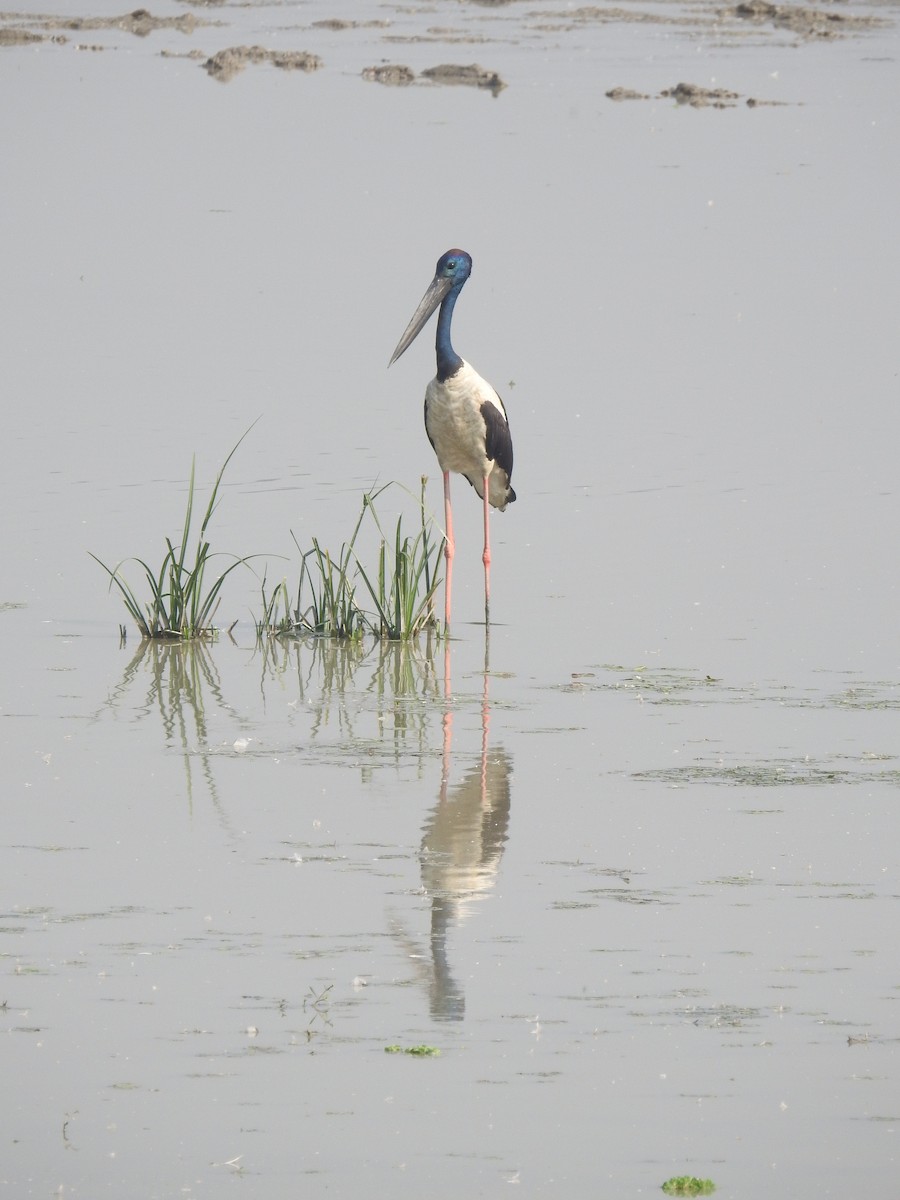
362 63 416 85
421 62 506 94
606 86 651 100
203 44 322 82
661 81 741 106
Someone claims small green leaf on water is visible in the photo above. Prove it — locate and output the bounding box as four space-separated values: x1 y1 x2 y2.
661 1177 716 1196
384 1044 440 1056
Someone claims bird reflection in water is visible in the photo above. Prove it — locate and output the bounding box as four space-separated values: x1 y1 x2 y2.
108 629 510 1024
411 633 512 1021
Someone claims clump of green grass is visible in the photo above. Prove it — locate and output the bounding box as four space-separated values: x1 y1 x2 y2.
299 533 370 639
259 478 444 642
92 427 257 641
255 528 370 640
661 1177 716 1195
256 574 295 637
384 1044 441 1056
355 478 443 639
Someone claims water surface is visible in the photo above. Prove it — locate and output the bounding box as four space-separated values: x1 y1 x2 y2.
2 0 899 1195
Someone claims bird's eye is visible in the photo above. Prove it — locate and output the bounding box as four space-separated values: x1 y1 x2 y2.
446 259 457 270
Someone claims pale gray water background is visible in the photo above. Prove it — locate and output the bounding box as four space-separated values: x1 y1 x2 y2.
2 0 899 1196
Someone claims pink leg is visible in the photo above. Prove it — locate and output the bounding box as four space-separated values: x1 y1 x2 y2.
443 471 454 631
482 475 491 625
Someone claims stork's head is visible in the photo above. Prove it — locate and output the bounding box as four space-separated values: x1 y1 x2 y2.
434 249 472 288
389 248 473 366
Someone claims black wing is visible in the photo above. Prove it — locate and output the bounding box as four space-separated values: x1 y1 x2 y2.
482 398 514 486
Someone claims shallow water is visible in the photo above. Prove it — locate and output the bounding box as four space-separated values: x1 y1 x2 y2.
2 0 899 1196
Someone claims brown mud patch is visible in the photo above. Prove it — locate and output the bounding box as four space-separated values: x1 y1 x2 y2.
363 60 506 93
608 80 791 106
385 28 492 45
530 6 691 29
0 25 43 43
362 63 417 85
312 19 391 32
421 62 506 92
726 0 888 38
524 0 888 42
0 7 214 44
662 81 741 105
203 44 322 82
606 86 653 100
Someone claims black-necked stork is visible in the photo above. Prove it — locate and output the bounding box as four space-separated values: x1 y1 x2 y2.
389 248 515 629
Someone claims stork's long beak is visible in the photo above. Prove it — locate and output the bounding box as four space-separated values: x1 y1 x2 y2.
389 273 453 366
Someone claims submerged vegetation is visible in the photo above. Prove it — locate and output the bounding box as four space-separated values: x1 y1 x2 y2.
93 429 444 643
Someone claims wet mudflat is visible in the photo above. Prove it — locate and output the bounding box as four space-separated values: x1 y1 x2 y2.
2 0 899 1196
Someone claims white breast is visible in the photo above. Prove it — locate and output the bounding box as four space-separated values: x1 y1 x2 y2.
424 361 512 508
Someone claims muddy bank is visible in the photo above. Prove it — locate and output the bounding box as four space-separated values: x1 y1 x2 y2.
0 0 891 77
0 6 213 41
727 0 887 38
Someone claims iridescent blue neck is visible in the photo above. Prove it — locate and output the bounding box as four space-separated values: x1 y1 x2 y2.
435 287 463 382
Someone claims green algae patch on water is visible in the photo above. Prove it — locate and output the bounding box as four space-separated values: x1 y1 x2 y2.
661 1178 716 1196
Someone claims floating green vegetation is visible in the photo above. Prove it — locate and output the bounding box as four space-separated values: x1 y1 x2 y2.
571 664 900 715
259 478 444 642
634 759 900 788
592 664 726 705
661 1177 716 1196
91 426 258 641
681 1002 764 1028
384 1044 441 1056
829 685 900 711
